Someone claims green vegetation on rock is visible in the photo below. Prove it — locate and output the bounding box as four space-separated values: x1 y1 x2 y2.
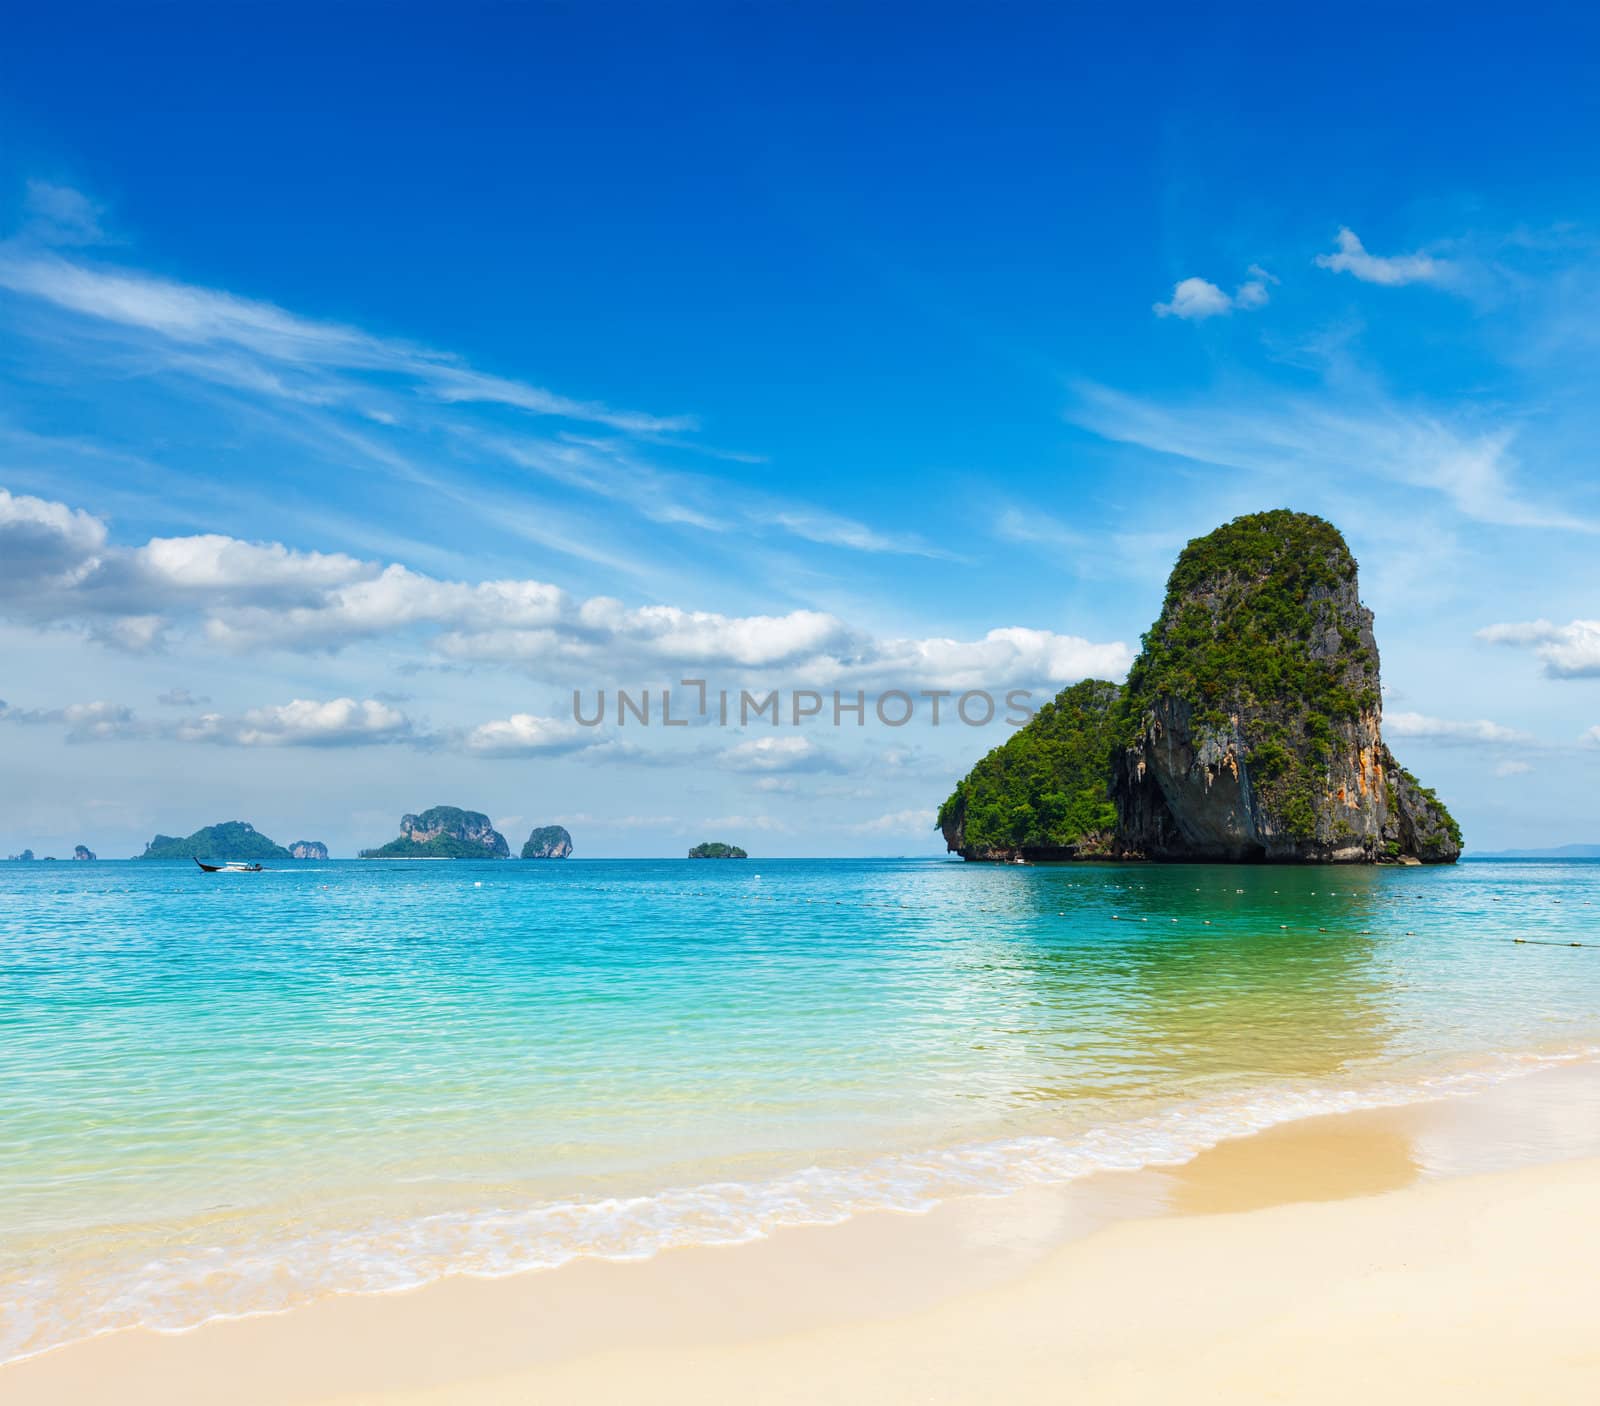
139 821 291 862
521 825 574 859
360 805 509 859
939 509 1462 864
1118 509 1389 844
937 679 1121 859
689 842 747 859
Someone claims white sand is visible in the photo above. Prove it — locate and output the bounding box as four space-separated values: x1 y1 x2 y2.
9 1070 1600 1404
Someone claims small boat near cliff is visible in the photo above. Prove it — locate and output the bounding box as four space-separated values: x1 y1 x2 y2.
194 857 264 873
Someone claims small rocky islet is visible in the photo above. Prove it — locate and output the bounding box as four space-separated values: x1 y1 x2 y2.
521 825 573 859
940 510 1462 865
108 811 577 861
5 846 96 861
360 808 576 859
689 842 748 859
360 807 510 859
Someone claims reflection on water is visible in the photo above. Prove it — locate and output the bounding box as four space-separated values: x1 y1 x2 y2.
972 864 1397 1103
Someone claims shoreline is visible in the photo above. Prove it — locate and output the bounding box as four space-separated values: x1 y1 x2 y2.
7 1036 1599 1368
8 1056 1600 1403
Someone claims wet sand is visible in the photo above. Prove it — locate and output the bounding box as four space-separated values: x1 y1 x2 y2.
8 1060 1600 1405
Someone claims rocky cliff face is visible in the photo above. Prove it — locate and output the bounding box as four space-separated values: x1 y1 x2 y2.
1110 511 1459 863
939 510 1461 865
400 807 507 853
288 841 328 860
73 844 95 861
361 806 510 859
521 825 573 859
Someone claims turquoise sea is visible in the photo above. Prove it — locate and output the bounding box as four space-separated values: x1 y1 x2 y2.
3 856 1599 1361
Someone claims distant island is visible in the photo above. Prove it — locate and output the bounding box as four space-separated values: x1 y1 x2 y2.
361 806 510 859
135 823 328 862
521 825 573 859
6 849 36 861
940 511 1461 865
1475 844 1600 859
74 845 96 861
139 822 293 863
689 842 747 859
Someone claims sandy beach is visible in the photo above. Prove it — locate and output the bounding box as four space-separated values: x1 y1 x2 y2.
8 1058 1600 1405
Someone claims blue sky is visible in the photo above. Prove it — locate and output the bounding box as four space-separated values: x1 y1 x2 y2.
2 2 1599 857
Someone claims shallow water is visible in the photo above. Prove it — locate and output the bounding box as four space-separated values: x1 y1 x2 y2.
3 856 1598 1360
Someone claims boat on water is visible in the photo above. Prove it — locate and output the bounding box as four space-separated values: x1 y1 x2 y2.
194 858 264 873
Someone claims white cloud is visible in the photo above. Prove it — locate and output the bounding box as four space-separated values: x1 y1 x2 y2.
89 614 166 653
1315 227 1444 287
854 627 1134 692
1582 726 1600 749
1385 711 1533 745
462 712 591 757
1154 266 1274 320
721 736 840 774
0 699 143 742
133 535 371 593
1494 759 1533 777
1154 277 1233 320
1478 619 1600 678
0 486 1132 693
175 697 415 747
0 486 107 589
157 687 210 707
1 693 421 748
1233 279 1270 310
206 566 568 652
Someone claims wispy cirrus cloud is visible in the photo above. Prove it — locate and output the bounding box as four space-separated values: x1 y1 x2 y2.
1067 383 1596 533
22 180 110 247
0 216 954 568
0 248 693 435
489 432 950 559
